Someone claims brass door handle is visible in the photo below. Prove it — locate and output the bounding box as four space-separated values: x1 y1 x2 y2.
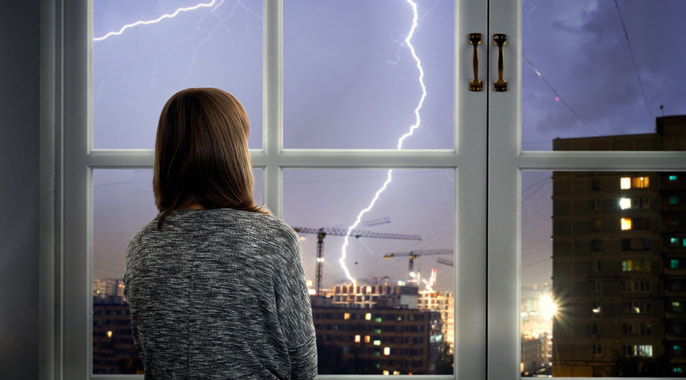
493 33 508 92
468 33 483 92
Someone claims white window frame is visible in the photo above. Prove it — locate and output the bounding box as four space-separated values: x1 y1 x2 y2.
50 0 487 379
488 0 686 379
45 0 686 379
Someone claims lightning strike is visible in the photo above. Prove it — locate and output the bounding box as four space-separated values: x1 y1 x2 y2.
93 0 218 42
95 0 428 288
338 0 427 283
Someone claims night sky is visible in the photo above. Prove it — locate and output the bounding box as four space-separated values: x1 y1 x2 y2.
92 0 686 293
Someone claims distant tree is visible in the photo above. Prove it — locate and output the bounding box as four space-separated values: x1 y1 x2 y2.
434 341 453 374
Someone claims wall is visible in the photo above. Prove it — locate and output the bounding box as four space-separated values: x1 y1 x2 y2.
0 1 40 379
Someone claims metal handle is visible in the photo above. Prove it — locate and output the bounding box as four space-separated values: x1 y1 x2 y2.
468 33 483 92
493 33 508 92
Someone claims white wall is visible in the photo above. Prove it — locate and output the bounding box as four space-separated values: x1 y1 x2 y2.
0 1 40 379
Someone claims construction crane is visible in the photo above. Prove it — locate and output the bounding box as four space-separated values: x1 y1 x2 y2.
436 257 454 267
384 249 453 273
293 226 422 296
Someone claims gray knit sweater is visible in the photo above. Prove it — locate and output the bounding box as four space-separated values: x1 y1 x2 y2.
124 208 318 379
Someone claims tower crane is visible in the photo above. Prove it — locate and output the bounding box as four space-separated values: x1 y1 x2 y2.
293 226 422 296
384 249 453 273
436 258 454 267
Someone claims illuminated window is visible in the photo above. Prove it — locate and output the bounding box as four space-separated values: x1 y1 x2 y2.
674 301 683 312
621 218 632 230
364 335 371 343
365 313 372 321
375 317 383 323
620 177 631 189
636 345 653 357
672 259 680 269
670 175 678 181
344 312 350 320
671 196 679 205
619 197 631 210
622 259 651 272
354 335 361 343
632 177 649 188
384 347 391 356
373 340 381 346
592 303 601 314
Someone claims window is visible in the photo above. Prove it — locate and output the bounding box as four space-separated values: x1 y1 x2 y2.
619 197 631 210
619 176 650 189
622 238 651 251
621 217 650 231
672 259 680 269
620 177 631 190
625 280 651 293
624 344 653 358
622 260 652 272
669 237 686 247
52 0 686 378
624 301 652 314
633 177 650 189
621 218 632 230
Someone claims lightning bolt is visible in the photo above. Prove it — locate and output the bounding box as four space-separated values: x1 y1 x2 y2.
338 0 426 284
94 0 428 287
93 1 219 42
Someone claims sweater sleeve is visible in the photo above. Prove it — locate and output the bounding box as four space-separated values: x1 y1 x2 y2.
274 228 318 379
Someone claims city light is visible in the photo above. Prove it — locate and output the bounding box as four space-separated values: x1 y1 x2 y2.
539 294 558 320
619 197 631 210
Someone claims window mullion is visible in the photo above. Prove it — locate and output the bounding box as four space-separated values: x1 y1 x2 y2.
263 0 283 218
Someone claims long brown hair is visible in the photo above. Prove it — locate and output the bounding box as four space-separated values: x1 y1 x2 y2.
153 88 268 229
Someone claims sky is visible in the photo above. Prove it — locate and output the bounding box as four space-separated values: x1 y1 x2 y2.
92 0 686 294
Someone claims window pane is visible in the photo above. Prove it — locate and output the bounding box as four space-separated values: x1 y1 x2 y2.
283 0 454 149
522 0 686 151
522 170 686 377
284 169 455 374
92 168 263 374
93 1 263 149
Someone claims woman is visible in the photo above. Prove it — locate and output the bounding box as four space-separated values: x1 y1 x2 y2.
124 88 318 379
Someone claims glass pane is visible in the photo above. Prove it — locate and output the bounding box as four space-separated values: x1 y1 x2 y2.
93 0 263 149
283 0 454 149
283 169 454 374
522 0 686 151
92 168 263 374
522 170 686 377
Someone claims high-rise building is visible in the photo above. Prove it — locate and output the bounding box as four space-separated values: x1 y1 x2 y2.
418 289 454 350
312 306 445 374
92 296 140 374
551 115 686 376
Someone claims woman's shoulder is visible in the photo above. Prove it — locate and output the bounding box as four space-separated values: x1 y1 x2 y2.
232 209 298 239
